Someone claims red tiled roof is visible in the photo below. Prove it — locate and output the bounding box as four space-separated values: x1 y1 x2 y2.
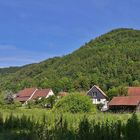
108 96 140 106
16 88 37 97
128 87 140 96
32 89 51 99
16 97 29 102
16 88 37 102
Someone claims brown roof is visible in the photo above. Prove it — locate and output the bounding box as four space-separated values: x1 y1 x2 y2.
16 97 29 102
16 88 37 97
16 88 37 102
128 87 140 96
108 96 140 106
32 89 51 99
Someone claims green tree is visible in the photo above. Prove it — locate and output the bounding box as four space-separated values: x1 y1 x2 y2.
54 93 95 113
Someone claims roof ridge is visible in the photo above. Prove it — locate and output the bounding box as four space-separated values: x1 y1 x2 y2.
94 85 108 98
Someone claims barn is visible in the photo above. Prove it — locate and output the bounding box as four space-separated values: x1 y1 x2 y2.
108 87 140 112
108 96 140 112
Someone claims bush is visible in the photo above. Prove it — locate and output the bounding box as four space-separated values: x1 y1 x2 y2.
27 100 35 109
34 96 56 108
14 101 22 107
54 93 95 113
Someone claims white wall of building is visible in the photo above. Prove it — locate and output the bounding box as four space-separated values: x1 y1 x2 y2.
92 98 107 104
46 90 54 98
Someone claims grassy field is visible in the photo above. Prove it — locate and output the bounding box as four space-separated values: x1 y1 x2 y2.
0 108 139 140
0 107 133 123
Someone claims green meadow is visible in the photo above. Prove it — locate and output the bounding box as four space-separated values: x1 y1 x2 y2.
0 108 139 140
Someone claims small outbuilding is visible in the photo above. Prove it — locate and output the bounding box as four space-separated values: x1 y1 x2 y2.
108 96 140 112
108 87 140 112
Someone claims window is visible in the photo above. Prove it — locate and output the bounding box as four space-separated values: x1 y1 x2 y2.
97 99 101 102
92 92 97 97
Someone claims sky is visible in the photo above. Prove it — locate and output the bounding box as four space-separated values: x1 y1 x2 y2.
0 0 140 67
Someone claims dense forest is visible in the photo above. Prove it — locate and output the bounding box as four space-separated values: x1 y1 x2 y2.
0 28 140 95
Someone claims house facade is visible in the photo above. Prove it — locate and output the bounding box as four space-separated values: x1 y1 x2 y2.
16 88 54 104
87 85 108 105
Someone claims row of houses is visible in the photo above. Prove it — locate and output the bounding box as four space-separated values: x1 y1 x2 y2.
87 86 140 111
15 85 107 105
15 85 140 111
16 88 54 104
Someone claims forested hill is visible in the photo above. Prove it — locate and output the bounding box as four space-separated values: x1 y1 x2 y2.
0 28 140 93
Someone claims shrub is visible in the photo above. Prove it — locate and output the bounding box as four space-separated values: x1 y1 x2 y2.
14 101 22 107
54 93 95 113
27 100 35 109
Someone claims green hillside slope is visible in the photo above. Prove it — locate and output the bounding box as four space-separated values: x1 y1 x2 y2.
0 28 140 93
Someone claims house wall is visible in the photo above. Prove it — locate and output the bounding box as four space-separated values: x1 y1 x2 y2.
46 90 54 98
92 98 107 104
87 86 107 104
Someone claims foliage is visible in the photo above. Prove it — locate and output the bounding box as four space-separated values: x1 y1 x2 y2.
125 113 140 140
107 86 127 99
14 101 22 107
0 92 6 106
46 95 56 108
27 100 35 109
54 93 95 113
0 112 140 140
34 96 56 108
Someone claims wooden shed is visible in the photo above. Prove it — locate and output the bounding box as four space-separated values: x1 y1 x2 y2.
108 96 140 112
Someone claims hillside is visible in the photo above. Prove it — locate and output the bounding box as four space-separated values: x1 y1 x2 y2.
0 28 140 93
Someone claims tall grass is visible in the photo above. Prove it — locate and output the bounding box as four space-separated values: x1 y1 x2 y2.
0 111 139 140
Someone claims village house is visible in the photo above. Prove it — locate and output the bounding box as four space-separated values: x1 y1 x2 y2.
108 87 140 112
16 88 54 104
87 85 108 105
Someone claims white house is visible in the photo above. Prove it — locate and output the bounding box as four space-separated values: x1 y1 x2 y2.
87 85 108 105
16 88 54 104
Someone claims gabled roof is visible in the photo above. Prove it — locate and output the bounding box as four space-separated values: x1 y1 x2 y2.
32 89 51 99
16 88 37 97
108 96 140 106
16 88 53 102
87 85 108 98
16 88 37 102
128 87 140 96
16 97 29 102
